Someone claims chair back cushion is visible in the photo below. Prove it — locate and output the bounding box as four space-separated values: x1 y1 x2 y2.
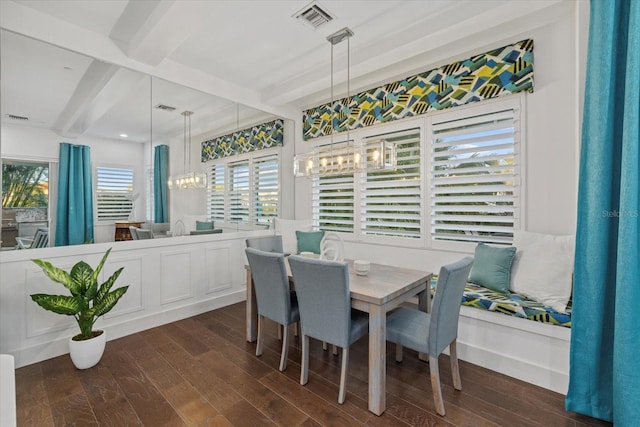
245 248 292 325
246 235 284 253
288 256 351 347
429 256 474 355
135 228 153 239
196 220 215 230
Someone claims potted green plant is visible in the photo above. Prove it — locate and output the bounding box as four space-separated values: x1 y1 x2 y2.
30 248 129 369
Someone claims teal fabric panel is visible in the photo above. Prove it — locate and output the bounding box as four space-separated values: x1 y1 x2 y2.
565 0 640 423
196 220 214 230
295 230 325 254
55 143 94 246
468 243 515 293
153 145 169 223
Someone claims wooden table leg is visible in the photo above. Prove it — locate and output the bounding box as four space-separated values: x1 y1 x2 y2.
368 304 386 415
246 268 257 342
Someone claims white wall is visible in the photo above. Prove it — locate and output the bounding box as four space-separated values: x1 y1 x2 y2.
1 123 147 243
291 2 583 274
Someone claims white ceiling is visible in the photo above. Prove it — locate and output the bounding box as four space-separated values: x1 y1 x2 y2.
0 0 569 143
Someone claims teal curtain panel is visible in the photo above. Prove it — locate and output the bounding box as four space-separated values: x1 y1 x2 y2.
154 144 169 223
565 0 640 423
55 143 94 246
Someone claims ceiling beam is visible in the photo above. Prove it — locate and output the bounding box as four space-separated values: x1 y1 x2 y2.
0 0 298 120
109 0 205 67
52 60 120 138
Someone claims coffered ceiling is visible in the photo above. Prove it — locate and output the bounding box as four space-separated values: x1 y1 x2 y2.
0 0 571 142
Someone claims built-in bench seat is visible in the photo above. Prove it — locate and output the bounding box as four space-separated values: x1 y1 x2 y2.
431 277 572 327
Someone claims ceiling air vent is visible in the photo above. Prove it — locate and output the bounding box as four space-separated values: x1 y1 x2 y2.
294 2 334 29
7 114 29 121
154 104 176 112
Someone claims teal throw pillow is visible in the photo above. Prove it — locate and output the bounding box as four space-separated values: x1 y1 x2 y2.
196 220 214 231
296 230 325 254
468 243 516 293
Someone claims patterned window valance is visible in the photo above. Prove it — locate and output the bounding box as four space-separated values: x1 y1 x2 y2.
303 39 533 140
201 119 284 161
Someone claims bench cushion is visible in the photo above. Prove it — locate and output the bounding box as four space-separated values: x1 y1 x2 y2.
432 278 571 328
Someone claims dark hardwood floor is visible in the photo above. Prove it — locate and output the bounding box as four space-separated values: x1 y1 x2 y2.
16 302 611 426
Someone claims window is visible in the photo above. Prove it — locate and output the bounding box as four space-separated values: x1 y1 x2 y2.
310 96 522 249
253 154 279 227
430 106 519 245
2 160 49 207
146 167 153 221
96 166 134 221
207 153 279 227
312 143 355 233
360 128 422 239
228 160 250 224
207 163 226 222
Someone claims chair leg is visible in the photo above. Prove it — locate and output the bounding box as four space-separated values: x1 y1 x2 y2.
256 315 265 357
300 335 310 385
395 343 403 362
279 323 290 371
449 340 462 391
338 347 349 404
332 345 338 356
429 355 445 416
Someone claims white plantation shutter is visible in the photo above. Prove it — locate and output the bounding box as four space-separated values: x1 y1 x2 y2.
430 107 518 244
312 144 355 233
207 153 280 226
96 167 134 221
207 163 225 222
146 168 153 221
360 128 421 238
228 160 250 224
252 154 279 227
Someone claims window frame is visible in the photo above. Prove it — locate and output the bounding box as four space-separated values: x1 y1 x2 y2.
427 96 524 252
309 94 526 251
94 164 135 224
356 118 426 248
205 147 281 230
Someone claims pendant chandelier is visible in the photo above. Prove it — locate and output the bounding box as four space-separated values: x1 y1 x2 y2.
294 27 396 178
168 110 207 189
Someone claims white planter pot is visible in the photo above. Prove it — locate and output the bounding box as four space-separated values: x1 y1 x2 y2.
68 330 106 369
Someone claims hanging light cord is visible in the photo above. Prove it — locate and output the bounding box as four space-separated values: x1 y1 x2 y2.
330 41 334 164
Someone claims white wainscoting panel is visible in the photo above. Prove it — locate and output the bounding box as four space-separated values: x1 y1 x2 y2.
204 245 233 294
103 256 144 319
0 229 273 368
25 265 76 338
160 249 194 305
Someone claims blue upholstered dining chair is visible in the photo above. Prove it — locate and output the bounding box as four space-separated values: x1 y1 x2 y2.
131 227 153 239
245 235 284 254
245 247 300 371
385 256 473 416
288 256 369 404
128 226 139 240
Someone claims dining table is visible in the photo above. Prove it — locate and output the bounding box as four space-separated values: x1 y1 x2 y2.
245 257 432 416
